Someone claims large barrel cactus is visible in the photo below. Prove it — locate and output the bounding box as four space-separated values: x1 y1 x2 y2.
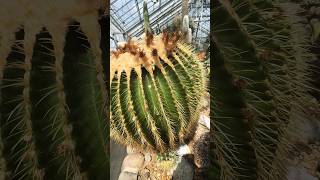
211 0 318 179
110 34 206 152
0 1 108 180
110 1 206 152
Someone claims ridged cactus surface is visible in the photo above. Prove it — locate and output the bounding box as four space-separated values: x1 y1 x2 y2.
0 1 108 180
212 0 317 179
110 33 206 152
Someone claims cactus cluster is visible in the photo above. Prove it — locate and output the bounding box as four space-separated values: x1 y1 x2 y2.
0 1 108 180
211 0 318 179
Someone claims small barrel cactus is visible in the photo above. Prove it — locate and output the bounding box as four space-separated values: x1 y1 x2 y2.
0 1 108 180
212 0 318 179
110 1 206 152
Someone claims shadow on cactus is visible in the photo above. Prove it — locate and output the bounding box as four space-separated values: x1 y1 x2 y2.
0 1 108 180
110 1 207 153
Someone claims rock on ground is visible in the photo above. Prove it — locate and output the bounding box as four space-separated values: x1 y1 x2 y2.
172 155 194 180
121 153 145 174
111 140 127 180
287 167 318 180
118 172 138 180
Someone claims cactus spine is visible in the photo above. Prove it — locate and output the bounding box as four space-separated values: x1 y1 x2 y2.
0 1 108 179
110 1 206 152
212 0 317 179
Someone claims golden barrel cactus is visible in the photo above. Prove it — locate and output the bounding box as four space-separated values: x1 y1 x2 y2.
110 31 206 152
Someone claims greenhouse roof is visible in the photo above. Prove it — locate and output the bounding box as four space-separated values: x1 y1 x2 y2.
110 0 210 50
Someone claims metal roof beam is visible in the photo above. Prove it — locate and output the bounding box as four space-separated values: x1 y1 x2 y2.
120 0 154 20
126 0 180 34
135 0 143 22
134 8 181 37
128 1 182 36
112 0 134 11
110 14 126 34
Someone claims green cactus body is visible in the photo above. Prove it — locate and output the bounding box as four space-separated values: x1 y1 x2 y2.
212 0 316 179
0 1 108 180
110 34 206 152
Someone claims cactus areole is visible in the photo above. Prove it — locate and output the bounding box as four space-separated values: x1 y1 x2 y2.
110 32 206 152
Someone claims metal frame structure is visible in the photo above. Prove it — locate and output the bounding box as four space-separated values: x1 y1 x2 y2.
110 0 210 50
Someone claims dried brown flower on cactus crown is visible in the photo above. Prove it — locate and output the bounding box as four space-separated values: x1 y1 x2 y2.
110 33 178 81
197 51 206 61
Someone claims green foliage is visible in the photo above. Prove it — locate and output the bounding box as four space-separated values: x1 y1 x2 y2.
156 152 178 162
211 0 317 179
